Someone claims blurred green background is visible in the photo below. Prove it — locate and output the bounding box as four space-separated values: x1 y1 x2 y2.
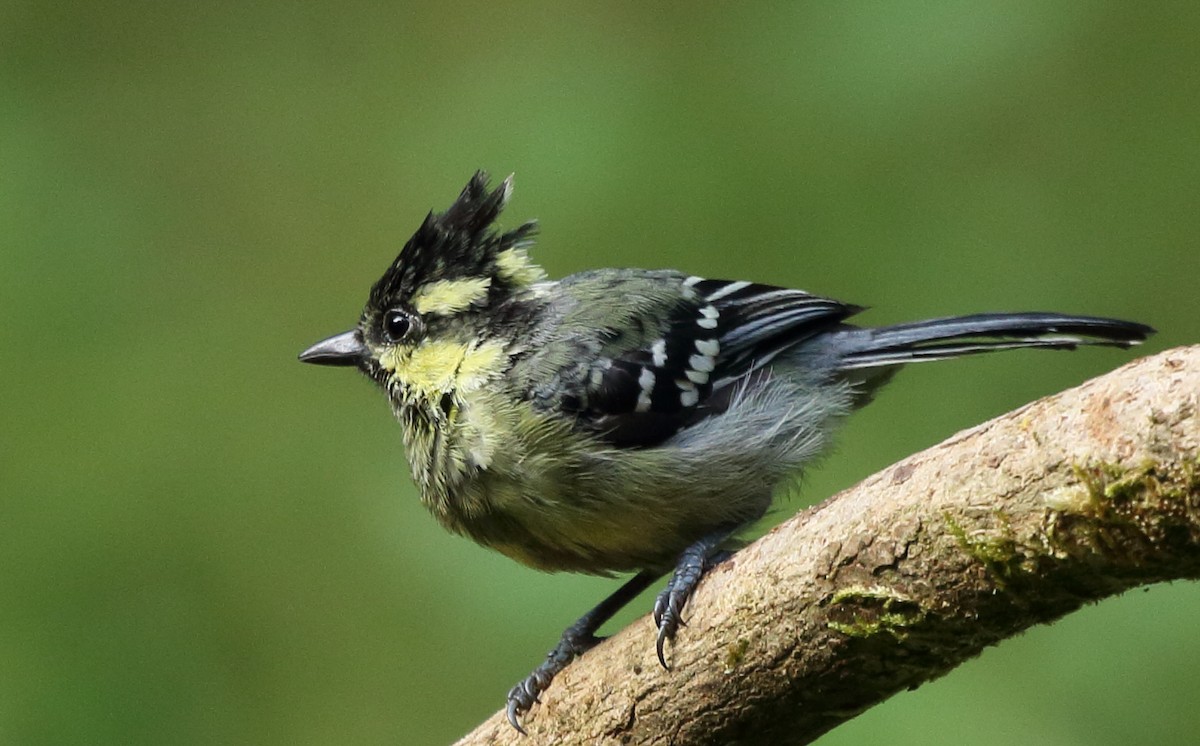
2 2 1197 744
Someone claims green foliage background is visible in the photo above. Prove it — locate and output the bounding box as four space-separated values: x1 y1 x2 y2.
3 3 1198 744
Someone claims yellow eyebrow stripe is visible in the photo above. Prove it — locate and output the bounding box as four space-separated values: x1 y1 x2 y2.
410 277 492 316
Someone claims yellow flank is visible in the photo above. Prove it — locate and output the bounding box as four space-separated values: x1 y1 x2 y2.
494 248 547 285
380 338 507 397
411 277 492 316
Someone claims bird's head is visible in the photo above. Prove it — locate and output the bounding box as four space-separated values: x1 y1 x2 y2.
299 172 545 406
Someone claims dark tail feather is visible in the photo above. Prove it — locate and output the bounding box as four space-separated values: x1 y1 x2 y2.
837 312 1154 370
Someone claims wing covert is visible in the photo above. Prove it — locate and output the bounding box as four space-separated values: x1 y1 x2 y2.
559 275 862 447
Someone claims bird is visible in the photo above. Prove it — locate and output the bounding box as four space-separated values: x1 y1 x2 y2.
299 171 1153 732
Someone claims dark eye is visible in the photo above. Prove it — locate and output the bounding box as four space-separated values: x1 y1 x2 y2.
382 309 413 342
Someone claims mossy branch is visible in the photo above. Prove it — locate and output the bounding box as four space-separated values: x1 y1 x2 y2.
456 346 1200 746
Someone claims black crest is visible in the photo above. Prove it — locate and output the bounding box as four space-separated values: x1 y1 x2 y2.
367 171 538 309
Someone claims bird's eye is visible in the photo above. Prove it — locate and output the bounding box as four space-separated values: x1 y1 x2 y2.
383 309 413 342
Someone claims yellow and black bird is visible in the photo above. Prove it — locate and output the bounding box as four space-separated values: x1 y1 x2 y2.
300 172 1152 731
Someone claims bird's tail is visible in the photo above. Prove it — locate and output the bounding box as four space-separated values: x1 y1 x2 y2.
836 312 1154 370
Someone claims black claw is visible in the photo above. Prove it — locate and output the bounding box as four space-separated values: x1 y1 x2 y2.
506 676 547 734
505 700 528 735
653 580 688 670
654 590 686 668
648 528 738 672
656 624 672 669
505 686 525 733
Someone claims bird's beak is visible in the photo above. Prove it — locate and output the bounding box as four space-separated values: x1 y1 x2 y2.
298 330 366 367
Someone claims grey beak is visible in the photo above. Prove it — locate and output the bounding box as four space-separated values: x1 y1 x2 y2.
298 330 366 367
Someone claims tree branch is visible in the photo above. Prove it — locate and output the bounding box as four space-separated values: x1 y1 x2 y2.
456 346 1200 746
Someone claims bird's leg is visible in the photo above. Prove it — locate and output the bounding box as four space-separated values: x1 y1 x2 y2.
506 570 658 733
653 529 736 668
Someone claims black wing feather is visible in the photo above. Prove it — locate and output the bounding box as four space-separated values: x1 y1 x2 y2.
568 277 860 447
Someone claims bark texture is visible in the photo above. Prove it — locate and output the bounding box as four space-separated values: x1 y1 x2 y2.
456 346 1200 746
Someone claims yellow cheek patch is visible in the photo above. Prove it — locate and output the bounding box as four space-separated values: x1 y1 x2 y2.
380 339 508 396
454 340 507 387
379 341 464 391
411 277 492 316
494 248 547 285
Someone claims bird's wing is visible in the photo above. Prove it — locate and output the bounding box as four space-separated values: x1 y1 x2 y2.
556 276 862 448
